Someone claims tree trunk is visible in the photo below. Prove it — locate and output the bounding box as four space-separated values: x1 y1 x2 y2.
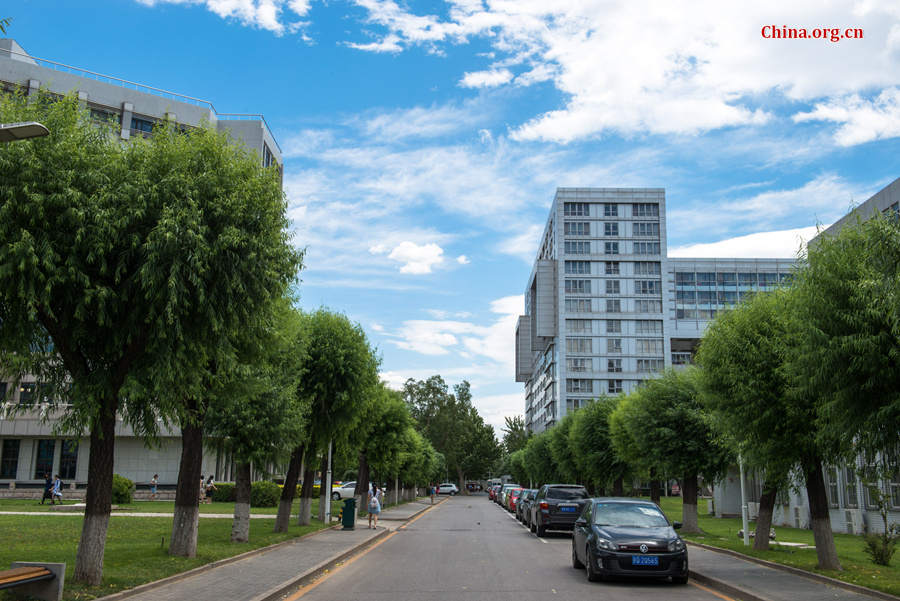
681 475 701 534
612 476 624 496
753 481 778 551
275 444 304 533
457 467 467 495
231 462 251 543
649 469 661 504
73 401 117 585
803 457 842 570
317 452 328 522
298 454 315 526
355 451 369 516
169 419 203 557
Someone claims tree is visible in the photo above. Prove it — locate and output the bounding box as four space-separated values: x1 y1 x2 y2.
0 94 299 583
502 415 531 454
523 431 557 486
569 397 629 495
548 413 580 484
459 406 502 487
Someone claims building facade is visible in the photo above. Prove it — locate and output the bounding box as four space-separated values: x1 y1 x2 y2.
0 38 282 495
516 187 793 433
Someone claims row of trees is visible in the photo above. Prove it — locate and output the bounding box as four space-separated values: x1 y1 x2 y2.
498 215 900 572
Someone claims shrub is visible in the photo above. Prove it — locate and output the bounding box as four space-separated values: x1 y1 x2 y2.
863 524 899 566
212 482 236 502
112 474 135 504
250 480 281 507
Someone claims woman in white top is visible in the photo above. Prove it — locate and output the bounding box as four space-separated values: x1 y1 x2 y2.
367 485 383 529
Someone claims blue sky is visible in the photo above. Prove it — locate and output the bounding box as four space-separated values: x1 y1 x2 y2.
6 0 900 431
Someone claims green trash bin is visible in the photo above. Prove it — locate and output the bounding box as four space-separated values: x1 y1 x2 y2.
342 498 356 530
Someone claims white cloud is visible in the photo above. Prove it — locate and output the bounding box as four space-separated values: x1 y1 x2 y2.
370 322 385 332
356 102 490 141
793 88 900 146
460 69 513 88
668 225 823 259
388 241 445 274
456 254 470 264
135 0 309 34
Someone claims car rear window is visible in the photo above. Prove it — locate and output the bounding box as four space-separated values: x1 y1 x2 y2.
546 486 588 500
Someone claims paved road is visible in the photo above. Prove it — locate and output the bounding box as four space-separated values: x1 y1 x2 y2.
291 494 728 601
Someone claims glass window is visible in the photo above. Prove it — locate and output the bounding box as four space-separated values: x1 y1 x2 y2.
717 272 737 285
606 320 621 333
131 116 155 134
672 352 692 365
565 279 591 294
759 273 779 286
566 319 591 333
675 272 695 285
608 379 623 394
564 202 589 216
565 260 591 274
604 223 619 237
604 242 619 255
637 358 665 372
606 299 621 313
0 440 20 479
564 241 590 254
636 280 661 295
891 470 900 509
636 339 664 354
605 261 620 275
632 203 659 217
607 359 622 373
566 338 591 354
566 379 593 393
697 272 715 285
593 502 668 526
60 440 78 480
826 466 840 508
633 242 661 255
844 466 858 509
18 382 35 404
633 222 660 237
677 290 696 302
605 280 620 294
603 204 618 217
634 261 661 275
565 299 591 313
607 339 622 353
547 486 589 500
564 221 590 236
635 320 663 334
738 272 757 285
34 439 55 479
635 300 662 313
567 358 590 372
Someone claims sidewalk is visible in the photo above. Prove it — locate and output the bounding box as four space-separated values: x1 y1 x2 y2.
689 544 898 601
94 497 440 601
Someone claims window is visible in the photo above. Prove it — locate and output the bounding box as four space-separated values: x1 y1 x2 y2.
759 272 779 286
636 339 664 354
844 466 858 509
697 272 715 285
718 290 738 304
676 272 695 285
825 466 840 508
633 222 660 237
90 107 119 124
608 379 623 394
633 242 661 255
605 261 620 275
676 309 698 319
565 260 591 274
566 319 591 333
34 440 55 479
18 382 35 404
632 203 659 217
564 202 589 216
697 290 716 303
604 242 619 255
0 440 19 479
606 319 621 333
634 261 661 275
635 299 662 313
637 359 665 372
677 290 696 303
130 116 155 135
566 338 591 354
607 339 622 353
263 143 277 169
891 470 900 509
566 379 593 393
635 320 663 334
603 203 618 217
565 279 591 294
567 358 590 372
607 359 622 373
717 272 737 286
60 440 78 480
564 221 590 236
606 299 621 313
672 352 692 365
636 280 661 295
738 272 757 285
604 222 619 237
565 299 591 313
564 241 590 254
605 280 620 294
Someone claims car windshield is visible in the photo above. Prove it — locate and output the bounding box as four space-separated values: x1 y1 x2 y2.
592 503 669 527
546 487 588 500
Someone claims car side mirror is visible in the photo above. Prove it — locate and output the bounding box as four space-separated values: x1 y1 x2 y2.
673 521 682 530
575 518 587 526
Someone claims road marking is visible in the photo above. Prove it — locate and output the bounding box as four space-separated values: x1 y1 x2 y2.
690 580 738 601
497 505 548 542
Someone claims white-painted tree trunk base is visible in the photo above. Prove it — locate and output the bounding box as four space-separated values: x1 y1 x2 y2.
169 505 200 557
74 512 110 585
231 502 250 542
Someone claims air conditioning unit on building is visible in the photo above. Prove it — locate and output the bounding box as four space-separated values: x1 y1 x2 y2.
793 506 809 529
747 502 759 520
845 509 865 535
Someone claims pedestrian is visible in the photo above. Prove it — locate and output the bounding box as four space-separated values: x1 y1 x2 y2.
367 484 383 529
50 474 63 504
40 473 52 505
205 475 217 504
150 474 159 501
199 475 206 503
429 483 435 505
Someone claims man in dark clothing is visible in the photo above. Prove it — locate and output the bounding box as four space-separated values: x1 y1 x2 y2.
40 473 52 505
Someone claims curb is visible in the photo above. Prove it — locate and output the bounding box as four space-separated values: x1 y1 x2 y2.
687 542 900 601
689 568 771 601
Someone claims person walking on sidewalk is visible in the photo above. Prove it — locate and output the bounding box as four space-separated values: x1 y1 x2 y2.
150 474 159 500
429 483 435 505
40 473 52 505
50 474 63 504
367 485 383 529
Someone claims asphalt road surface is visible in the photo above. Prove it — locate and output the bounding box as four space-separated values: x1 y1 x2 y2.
289 493 730 601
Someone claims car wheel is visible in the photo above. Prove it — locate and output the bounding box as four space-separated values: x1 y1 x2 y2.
536 523 546 537
529 519 536 533
572 540 584 569
585 547 602 582
672 575 689 585
331 492 341 501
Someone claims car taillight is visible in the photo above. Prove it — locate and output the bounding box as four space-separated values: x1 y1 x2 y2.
540 501 549 510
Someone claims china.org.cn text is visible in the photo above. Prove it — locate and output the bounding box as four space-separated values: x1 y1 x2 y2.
761 25 863 42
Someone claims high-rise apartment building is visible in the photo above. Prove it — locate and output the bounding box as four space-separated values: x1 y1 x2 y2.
516 188 794 433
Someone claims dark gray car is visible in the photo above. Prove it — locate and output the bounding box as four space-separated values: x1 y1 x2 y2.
528 484 590 536
516 489 537 523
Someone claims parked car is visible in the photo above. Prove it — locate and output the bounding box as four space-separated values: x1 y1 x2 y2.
438 482 459 495
517 489 537 523
572 498 688 584
529 483 590 537
498 483 521 506
507 488 524 512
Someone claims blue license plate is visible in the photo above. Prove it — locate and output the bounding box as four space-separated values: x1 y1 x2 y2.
631 555 659 566
559 506 576 512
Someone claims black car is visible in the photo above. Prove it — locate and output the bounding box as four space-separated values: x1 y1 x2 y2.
516 489 536 523
572 498 688 584
529 484 590 536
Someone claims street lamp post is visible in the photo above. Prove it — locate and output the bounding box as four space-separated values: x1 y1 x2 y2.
0 121 50 142
739 455 751 546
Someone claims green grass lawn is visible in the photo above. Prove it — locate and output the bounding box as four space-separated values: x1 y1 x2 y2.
0 504 334 600
0 497 332 515
655 496 900 596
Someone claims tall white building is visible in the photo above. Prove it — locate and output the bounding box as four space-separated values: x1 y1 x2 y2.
516 188 794 433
